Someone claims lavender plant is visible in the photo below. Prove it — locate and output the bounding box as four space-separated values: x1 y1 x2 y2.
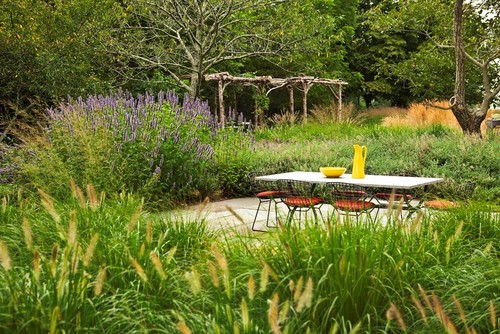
16 89 250 207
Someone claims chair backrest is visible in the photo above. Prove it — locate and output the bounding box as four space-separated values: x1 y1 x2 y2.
329 182 372 202
275 179 318 198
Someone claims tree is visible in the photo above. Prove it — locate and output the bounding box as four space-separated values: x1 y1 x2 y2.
0 0 116 142
347 0 424 108
113 0 292 98
368 0 500 135
451 0 500 134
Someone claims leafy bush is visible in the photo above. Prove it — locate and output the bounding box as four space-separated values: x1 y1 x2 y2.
11 90 252 208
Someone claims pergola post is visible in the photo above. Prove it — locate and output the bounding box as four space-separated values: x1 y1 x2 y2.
338 84 343 122
218 78 225 126
288 85 294 114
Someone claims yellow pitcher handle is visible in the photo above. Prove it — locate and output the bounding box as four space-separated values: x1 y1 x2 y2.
362 145 367 162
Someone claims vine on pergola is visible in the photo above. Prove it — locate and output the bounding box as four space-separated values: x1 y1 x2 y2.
204 72 348 126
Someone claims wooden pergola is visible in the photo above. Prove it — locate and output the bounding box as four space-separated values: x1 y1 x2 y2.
204 72 348 126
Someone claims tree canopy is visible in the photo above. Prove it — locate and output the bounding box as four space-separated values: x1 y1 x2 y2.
1 0 499 140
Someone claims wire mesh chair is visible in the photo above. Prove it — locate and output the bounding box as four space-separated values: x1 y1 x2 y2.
277 179 325 226
423 182 476 211
328 183 380 222
374 188 415 218
248 172 290 231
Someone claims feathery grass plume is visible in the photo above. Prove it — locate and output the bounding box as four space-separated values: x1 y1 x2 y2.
260 263 269 293
127 204 144 232
490 301 497 330
94 265 106 296
225 205 245 224
293 276 304 301
418 284 433 309
86 184 99 210
483 242 493 255
50 243 59 278
211 243 228 272
445 221 463 263
49 306 60 334
339 255 346 275
454 221 464 239
279 299 290 325
226 304 234 326
150 251 166 280
385 190 396 217
146 220 153 244
452 295 471 334
83 233 99 267
247 274 255 300
22 217 33 250
177 321 192 334
411 294 428 323
129 255 148 282
68 210 78 247
296 277 313 312
1 196 6 214
410 211 423 234
71 179 86 209
0 240 11 271
195 197 210 220
241 298 250 332
431 292 457 334
38 188 60 223
33 249 40 281
70 243 80 273
139 242 146 257
208 261 219 288
233 320 240 334
261 259 278 282
212 243 231 297
185 267 202 294
69 177 77 197
70 178 86 208
57 268 67 299
165 246 177 265
268 293 281 334
386 302 407 331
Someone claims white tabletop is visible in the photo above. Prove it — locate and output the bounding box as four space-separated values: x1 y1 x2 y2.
255 171 444 190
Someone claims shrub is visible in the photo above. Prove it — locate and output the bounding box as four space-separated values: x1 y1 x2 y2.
12 90 250 208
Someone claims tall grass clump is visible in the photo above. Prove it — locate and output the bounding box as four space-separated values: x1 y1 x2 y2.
11 90 253 208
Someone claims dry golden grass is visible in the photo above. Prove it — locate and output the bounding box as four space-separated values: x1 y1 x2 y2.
380 101 499 134
382 101 461 130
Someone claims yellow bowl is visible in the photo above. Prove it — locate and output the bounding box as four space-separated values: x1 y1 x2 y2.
320 167 346 178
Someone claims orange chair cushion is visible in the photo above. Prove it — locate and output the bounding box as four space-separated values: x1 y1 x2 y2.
424 199 458 210
335 199 376 212
375 192 413 201
256 190 289 199
284 196 324 207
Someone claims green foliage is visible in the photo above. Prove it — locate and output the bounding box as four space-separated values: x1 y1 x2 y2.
10 91 254 208
0 164 498 333
250 122 500 204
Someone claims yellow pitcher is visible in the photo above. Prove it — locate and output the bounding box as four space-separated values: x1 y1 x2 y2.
352 144 367 179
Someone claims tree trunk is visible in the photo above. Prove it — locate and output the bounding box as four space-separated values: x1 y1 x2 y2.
451 0 483 135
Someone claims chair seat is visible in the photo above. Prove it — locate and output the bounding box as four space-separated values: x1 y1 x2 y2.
256 190 289 199
283 196 324 207
424 199 458 210
375 192 412 201
335 199 376 212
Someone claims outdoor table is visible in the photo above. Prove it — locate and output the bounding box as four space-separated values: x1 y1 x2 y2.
256 171 444 213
